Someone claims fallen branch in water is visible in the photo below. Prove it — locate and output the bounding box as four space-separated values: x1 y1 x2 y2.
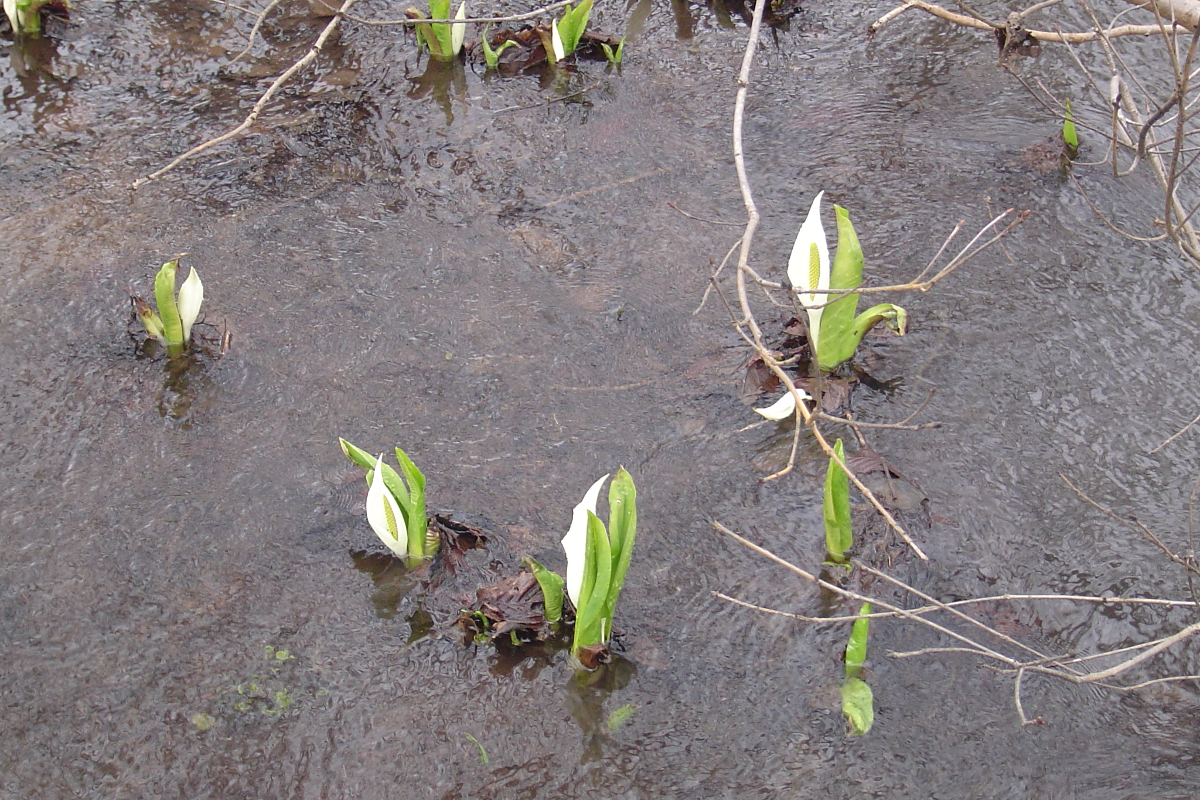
132 0 359 189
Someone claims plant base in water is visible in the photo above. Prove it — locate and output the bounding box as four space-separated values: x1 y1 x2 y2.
456 571 562 644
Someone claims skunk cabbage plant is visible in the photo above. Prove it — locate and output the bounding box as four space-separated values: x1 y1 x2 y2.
340 439 437 563
134 258 204 352
409 0 467 60
788 193 907 371
4 0 67 36
841 602 874 736
558 468 637 664
548 0 592 63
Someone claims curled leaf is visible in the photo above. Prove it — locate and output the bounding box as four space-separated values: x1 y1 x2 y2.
840 676 874 736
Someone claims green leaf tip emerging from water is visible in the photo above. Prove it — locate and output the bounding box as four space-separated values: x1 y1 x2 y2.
840 677 874 736
1063 98 1079 151
823 439 852 563
601 36 626 65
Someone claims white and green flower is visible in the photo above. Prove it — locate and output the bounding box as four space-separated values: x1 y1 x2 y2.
135 258 204 351
787 191 830 361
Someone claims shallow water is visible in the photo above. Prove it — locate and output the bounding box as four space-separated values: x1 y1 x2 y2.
3 1 1200 798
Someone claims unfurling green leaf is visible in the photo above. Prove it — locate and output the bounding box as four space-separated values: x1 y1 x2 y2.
818 205 863 359
524 556 565 623
823 439 853 564
133 296 165 340
574 510 612 652
407 0 465 59
840 677 874 736
845 602 871 678
812 204 907 371
601 468 637 637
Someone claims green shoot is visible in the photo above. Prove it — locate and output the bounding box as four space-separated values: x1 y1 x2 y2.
823 439 852 564
601 36 626 65
480 23 518 68
524 556 565 623
408 0 467 60
841 602 874 735
815 205 906 371
1063 98 1079 152
4 0 68 37
463 733 489 764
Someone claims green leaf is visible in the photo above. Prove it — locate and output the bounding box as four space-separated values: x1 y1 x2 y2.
840 677 874 736
1063 98 1079 151
339 437 377 471
601 467 636 639
818 302 907 372
133 296 165 339
818 205 863 368
572 511 612 656
426 0 454 56
154 259 184 346
823 439 853 563
524 557 565 623
845 602 871 678
394 446 430 555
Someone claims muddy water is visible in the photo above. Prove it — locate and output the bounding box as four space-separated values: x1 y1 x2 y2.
3 1 1200 798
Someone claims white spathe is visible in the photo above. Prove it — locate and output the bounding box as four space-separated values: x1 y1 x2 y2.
450 2 467 55
366 454 408 558
561 473 610 604
754 387 811 420
786 191 830 359
550 18 565 62
176 267 204 342
3 0 20 31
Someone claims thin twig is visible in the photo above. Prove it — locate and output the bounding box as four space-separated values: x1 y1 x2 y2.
133 0 359 189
